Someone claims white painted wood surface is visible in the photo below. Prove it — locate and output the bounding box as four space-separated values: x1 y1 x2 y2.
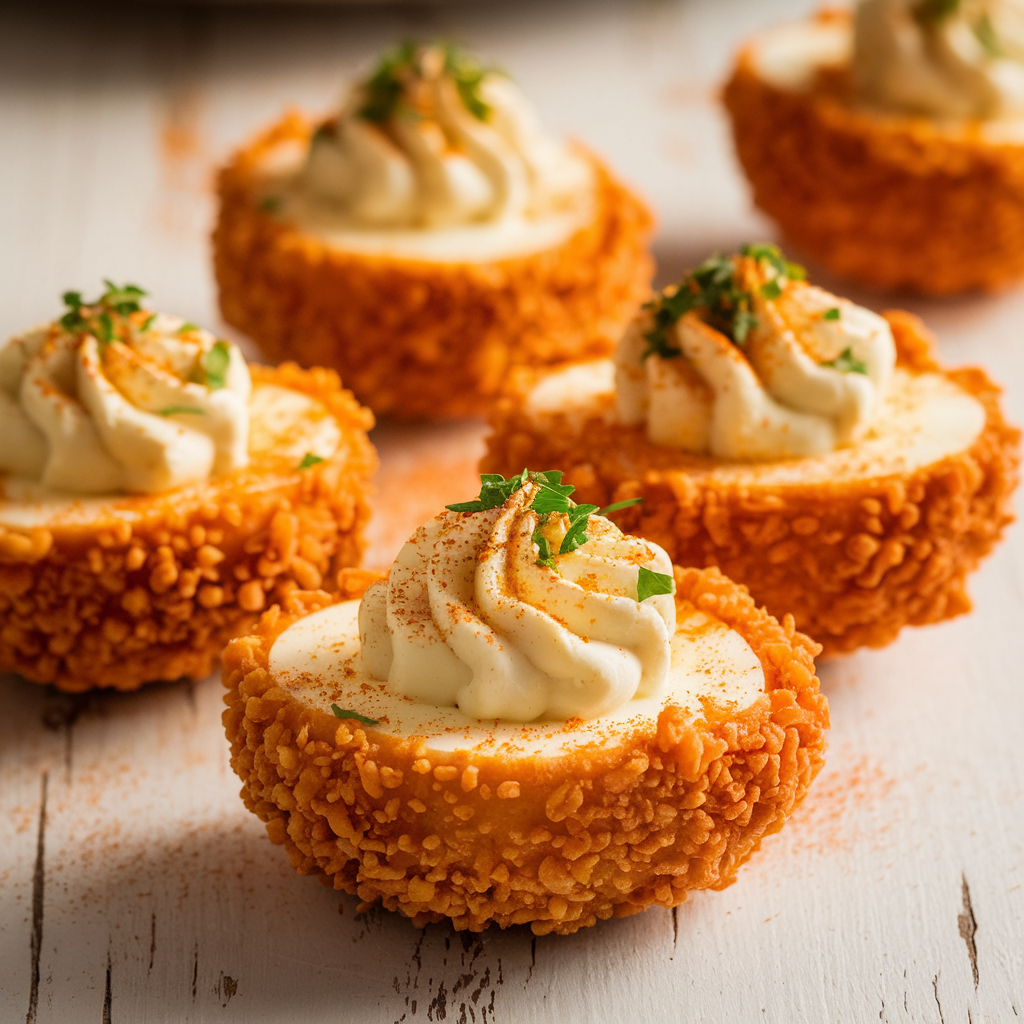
1 1 1022 1020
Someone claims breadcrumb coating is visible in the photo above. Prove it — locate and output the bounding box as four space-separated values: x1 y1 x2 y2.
222 568 827 935
482 313 1020 656
0 364 376 692
723 10 1024 295
212 112 654 419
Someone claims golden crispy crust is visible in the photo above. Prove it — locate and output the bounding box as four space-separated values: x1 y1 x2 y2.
0 364 376 692
722 10 1024 295
222 568 827 935
482 312 1020 656
212 112 654 419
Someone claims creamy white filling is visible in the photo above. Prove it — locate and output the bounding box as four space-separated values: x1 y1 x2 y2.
358 484 676 723
615 272 896 461
0 384 339 529
259 138 592 264
529 360 987 483
855 0 1024 120
750 16 853 91
301 50 590 232
0 315 250 496
269 598 765 759
751 10 1024 135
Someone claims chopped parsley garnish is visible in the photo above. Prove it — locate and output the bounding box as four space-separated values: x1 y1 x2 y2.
822 307 841 321
202 340 231 390
331 705 379 727
821 347 868 375
101 280 147 317
452 472 638 568
159 406 205 416
443 44 492 121
599 497 643 516
96 312 116 345
58 282 150 342
358 41 493 125
359 40 418 123
59 291 86 332
558 504 599 555
636 566 675 603
445 469 530 512
177 322 199 334
643 242 803 359
528 472 577 515
298 453 324 470
533 529 557 569
141 313 157 332
259 196 282 213
740 243 805 282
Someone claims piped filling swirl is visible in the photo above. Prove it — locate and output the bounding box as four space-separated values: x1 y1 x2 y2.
358 474 676 723
0 283 251 495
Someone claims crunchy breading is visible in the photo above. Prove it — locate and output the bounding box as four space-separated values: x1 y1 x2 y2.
723 10 1024 295
213 112 654 418
0 364 376 692
482 313 1020 655
222 567 828 935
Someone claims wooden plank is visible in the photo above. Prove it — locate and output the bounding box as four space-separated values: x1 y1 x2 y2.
1 0 1022 1020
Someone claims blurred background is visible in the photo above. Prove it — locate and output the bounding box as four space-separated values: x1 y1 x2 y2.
0 0 823 335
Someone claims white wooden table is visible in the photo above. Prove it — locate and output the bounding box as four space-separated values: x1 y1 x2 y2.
1 1 1022 1020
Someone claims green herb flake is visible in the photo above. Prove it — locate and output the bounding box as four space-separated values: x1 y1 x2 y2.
636 566 675 603
822 308 841 321
259 196 282 213
358 40 419 123
97 312 116 345
57 281 149 337
732 308 758 346
599 497 643 516
203 340 231 390
330 704 379 727
529 475 577 516
533 529 557 569
298 453 325 470
159 406 206 417
141 313 157 332
357 41 493 126
177 322 199 334
558 504 599 556
101 280 147 317
821 347 868 375
643 242 810 359
443 43 492 122
446 469 531 513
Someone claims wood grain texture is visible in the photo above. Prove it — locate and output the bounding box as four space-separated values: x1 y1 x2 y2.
0 1 1021 1021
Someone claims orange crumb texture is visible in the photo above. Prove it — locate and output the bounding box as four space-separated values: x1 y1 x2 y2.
724 9 1024 295
222 567 828 936
0 364 376 693
212 112 654 419
482 312 1020 655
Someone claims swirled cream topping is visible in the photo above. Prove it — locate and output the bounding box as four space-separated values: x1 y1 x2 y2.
358 472 677 723
0 283 251 495
854 0 1024 118
615 245 896 461
301 42 590 230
